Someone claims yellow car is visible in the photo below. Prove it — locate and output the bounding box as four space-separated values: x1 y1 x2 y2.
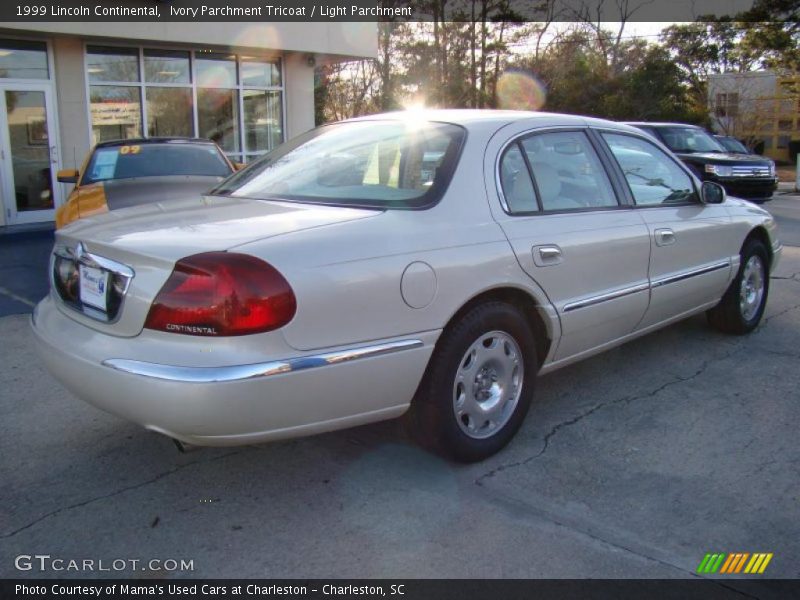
56 137 239 229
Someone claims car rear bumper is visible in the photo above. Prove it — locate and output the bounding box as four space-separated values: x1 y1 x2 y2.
31 296 436 446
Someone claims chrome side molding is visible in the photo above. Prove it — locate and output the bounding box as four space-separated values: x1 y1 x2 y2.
563 261 731 313
563 282 650 313
103 339 424 383
650 261 730 289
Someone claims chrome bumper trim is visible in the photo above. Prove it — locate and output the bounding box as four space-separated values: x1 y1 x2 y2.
102 339 424 383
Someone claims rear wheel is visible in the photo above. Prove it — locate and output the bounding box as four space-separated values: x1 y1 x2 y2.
707 238 769 334
409 302 537 462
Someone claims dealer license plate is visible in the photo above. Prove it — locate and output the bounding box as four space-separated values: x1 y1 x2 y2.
79 265 109 312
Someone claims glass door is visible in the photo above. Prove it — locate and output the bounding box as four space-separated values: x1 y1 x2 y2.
0 82 61 225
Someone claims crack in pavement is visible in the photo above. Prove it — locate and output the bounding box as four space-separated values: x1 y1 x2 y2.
475 301 800 488
1 449 247 539
474 344 746 487
470 301 800 580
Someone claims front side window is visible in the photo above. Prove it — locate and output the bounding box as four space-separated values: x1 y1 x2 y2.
213 120 465 209
82 142 232 185
603 133 696 206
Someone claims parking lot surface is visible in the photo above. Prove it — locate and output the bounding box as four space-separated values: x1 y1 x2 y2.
0 198 798 584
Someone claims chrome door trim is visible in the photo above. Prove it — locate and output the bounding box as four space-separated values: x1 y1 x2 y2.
651 261 730 289
103 339 424 383
563 282 650 313
562 260 731 313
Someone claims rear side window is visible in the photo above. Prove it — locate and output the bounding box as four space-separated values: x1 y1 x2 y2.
523 131 617 211
499 131 618 214
602 133 696 206
83 143 232 185
499 143 538 213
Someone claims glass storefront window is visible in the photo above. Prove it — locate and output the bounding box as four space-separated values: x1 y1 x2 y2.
198 88 240 153
144 49 191 84
0 39 49 80
89 86 142 143
146 87 193 137
243 90 282 153
196 52 237 88
86 47 282 154
87 46 140 83
241 58 280 87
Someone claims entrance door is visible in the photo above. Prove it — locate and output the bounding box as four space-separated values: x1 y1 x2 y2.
0 83 61 225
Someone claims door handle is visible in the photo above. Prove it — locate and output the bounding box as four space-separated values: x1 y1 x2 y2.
654 228 676 246
533 245 563 266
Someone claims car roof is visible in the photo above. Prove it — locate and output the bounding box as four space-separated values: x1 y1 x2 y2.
94 137 218 149
623 122 703 130
346 109 643 134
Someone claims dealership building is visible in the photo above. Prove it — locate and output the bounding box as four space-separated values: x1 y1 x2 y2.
0 21 377 229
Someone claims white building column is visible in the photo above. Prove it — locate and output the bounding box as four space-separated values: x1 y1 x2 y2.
51 35 90 172
283 51 316 141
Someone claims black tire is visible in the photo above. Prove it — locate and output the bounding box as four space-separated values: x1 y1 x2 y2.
408 302 538 462
707 238 770 334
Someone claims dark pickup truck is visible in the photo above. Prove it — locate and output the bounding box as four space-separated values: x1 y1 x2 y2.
624 122 778 202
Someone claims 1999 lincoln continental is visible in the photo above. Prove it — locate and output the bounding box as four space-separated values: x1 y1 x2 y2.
32 110 781 462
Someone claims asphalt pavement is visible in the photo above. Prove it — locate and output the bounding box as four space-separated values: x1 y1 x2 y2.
0 198 798 586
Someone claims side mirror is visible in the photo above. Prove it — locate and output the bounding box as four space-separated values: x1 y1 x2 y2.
57 168 79 184
701 181 726 204
234 162 246 171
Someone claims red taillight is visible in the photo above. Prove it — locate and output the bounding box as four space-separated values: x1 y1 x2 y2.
144 252 296 336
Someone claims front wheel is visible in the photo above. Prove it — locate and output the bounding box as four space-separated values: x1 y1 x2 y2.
707 238 769 334
408 302 538 462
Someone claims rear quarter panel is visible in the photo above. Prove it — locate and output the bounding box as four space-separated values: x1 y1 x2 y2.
232 124 559 353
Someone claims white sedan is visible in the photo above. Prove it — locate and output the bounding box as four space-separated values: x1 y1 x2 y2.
32 110 781 462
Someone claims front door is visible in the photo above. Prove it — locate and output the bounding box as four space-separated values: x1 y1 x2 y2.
598 131 734 330
0 82 61 225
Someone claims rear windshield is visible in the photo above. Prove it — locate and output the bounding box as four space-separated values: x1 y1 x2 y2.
717 137 749 153
211 120 466 209
82 142 232 185
655 127 726 154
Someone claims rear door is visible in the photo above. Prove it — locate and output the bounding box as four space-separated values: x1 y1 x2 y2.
597 131 734 330
488 126 652 362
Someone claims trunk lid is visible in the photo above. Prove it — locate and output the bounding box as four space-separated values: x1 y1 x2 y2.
53 195 379 337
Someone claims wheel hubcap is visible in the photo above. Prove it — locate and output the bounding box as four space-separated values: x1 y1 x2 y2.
740 255 765 322
453 330 524 440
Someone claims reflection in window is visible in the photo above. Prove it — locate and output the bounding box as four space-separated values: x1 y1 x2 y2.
86 46 139 82
4 90 53 211
241 58 281 87
0 39 49 79
603 133 695 206
144 49 190 84
214 121 464 209
244 90 282 153
198 88 240 153
196 52 237 88
89 86 142 143
146 87 193 137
